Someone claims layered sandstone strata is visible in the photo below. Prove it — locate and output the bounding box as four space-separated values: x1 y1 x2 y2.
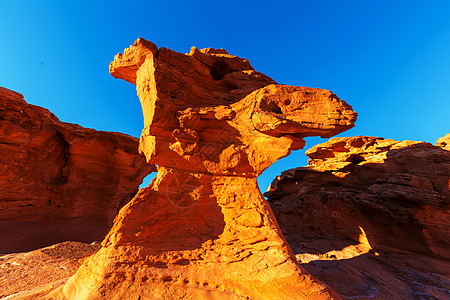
0 87 154 253
266 136 450 299
53 38 357 299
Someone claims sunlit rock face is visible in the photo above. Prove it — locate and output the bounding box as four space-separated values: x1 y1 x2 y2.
0 87 154 253
0 241 101 298
58 38 357 300
109 38 356 176
436 133 450 150
265 135 450 299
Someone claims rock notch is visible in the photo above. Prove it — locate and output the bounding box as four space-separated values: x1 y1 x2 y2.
58 38 357 299
0 87 154 253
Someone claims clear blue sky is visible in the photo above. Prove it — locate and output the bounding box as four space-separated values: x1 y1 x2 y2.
1 1 449 191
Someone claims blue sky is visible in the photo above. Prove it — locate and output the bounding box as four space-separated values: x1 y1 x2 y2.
1 1 449 190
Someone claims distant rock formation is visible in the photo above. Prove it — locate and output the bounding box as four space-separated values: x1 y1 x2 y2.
0 87 154 253
265 136 450 299
53 38 357 299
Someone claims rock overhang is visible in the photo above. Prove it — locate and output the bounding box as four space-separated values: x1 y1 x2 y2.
110 38 357 176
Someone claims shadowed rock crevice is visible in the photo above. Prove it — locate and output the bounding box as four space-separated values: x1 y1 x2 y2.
40 129 70 186
210 61 232 80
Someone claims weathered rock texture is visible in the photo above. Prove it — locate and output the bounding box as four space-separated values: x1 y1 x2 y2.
0 241 101 298
0 87 154 253
265 136 450 299
436 133 450 150
49 38 358 299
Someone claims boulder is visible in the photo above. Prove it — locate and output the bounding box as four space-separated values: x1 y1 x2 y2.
265 135 450 299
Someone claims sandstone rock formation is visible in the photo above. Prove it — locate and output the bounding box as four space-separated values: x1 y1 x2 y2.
436 133 450 150
47 38 358 299
265 136 450 299
0 241 101 298
0 87 155 253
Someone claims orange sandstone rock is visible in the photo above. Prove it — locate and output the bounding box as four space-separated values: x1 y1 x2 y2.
110 38 356 176
266 135 450 299
57 38 357 299
0 87 154 253
0 241 101 298
436 133 450 150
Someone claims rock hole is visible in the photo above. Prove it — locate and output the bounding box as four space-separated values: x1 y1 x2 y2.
162 276 173 282
154 262 167 269
346 154 365 164
139 172 157 188
271 105 282 114
174 259 189 266
210 61 232 80
263 101 283 114
350 139 365 148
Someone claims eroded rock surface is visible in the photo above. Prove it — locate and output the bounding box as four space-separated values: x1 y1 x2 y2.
436 133 450 150
0 87 154 253
0 241 101 298
46 38 358 300
265 135 450 299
